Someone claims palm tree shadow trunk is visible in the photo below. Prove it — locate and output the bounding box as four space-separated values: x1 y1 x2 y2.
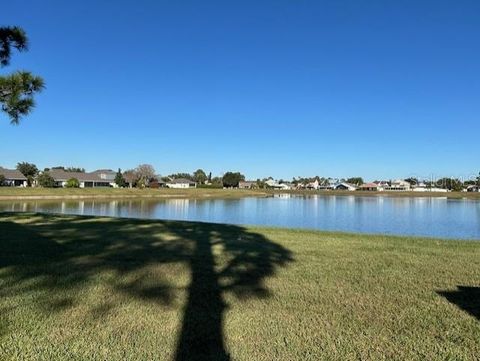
174 233 230 361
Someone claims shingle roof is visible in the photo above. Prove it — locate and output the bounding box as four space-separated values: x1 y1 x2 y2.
359 182 379 188
47 169 110 182
0 167 27 180
92 169 115 174
168 178 196 184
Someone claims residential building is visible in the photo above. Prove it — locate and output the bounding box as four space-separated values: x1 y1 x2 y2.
0 167 28 187
334 182 357 191
47 169 112 188
92 169 117 183
166 178 197 189
384 180 411 191
265 179 292 190
358 182 383 191
466 185 480 192
239 181 257 189
306 179 319 190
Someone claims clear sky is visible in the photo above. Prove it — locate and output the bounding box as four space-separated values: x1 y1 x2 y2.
1 0 479 181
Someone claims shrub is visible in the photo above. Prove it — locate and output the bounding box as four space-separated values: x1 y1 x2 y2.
65 178 80 188
0 174 5 186
149 180 161 189
114 168 126 188
222 172 245 188
37 172 55 188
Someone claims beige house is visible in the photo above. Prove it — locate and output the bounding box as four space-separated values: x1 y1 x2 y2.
358 182 382 191
384 180 411 191
0 167 28 187
47 169 113 188
239 181 257 189
166 178 197 189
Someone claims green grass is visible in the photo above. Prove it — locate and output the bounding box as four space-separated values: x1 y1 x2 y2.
263 189 480 199
0 213 479 360
0 187 267 200
1 187 479 201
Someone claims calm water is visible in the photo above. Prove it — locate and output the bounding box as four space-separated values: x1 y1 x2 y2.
1 195 480 240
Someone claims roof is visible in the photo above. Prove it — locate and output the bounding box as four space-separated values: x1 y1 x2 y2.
168 178 196 184
47 169 110 182
0 167 27 180
92 169 115 174
336 182 357 188
359 182 379 188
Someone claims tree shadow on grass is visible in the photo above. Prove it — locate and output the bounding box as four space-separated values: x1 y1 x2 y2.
437 286 480 321
0 213 293 360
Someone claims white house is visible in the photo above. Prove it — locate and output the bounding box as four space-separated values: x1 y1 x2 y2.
265 179 292 190
384 180 411 191
466 185 480 192
306 179 319 190
166 178 197 189
334 182 357 191
0 167 28 187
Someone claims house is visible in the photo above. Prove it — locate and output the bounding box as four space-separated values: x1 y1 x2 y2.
306 179 319 190
334 182 357 191
47 169 112 188
265 179 292 190
317 178 340 190
239 181 257 189
358 182 382 191
0 167 28 187
466 185 480 192
92 169 117 183
384 180 411 191
280 182 294 190
166 178 197 189
148 179 166 188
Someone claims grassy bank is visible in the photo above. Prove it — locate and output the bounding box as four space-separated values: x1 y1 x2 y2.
1 187 479 201
0 213 479 360
265 189 480 199
0 187 267 200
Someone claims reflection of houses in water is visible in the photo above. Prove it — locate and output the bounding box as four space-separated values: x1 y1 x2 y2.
166 198 190 213
274 193 291 199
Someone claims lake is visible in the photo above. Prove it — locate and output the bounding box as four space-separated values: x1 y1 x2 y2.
1 195 480 240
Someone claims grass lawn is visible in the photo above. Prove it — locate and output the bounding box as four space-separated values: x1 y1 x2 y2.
1 187 479 201
0 187 267 200
0 213 479 360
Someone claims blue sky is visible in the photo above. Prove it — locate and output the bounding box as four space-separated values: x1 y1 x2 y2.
1 0 479 181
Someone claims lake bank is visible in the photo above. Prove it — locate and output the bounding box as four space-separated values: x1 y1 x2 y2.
0 212 478 360
0 187 268 200
2 195 479 240
0 187 479 201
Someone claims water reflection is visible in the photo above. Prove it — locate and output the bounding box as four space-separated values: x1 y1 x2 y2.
0 196 479 240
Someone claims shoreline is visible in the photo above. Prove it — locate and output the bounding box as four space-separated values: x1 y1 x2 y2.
0 188 479 201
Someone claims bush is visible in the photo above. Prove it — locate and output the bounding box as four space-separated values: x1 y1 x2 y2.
222 172 245 188
37 173 56 188
65 178 80 188
0 174 5 186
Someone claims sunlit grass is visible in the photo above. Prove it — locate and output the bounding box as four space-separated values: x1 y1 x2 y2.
1 187 479 200
0 213 479 360
0 187 266 199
